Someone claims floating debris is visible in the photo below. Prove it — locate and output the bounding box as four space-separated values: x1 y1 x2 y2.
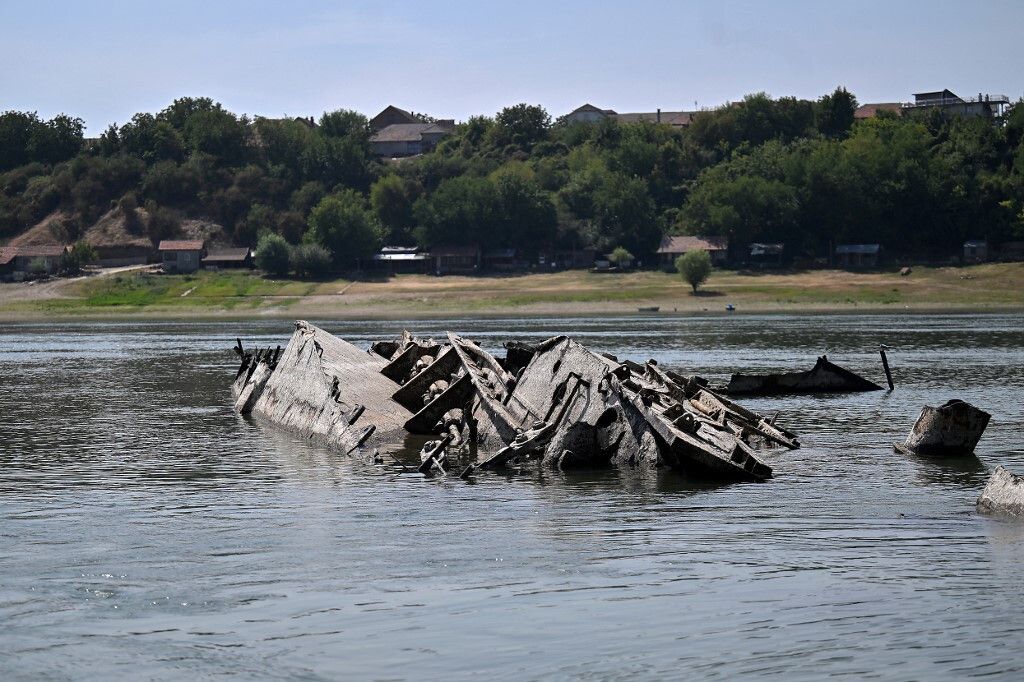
232 321 801 484
724 355 883 396
977 466 1024 516
894 399 991 456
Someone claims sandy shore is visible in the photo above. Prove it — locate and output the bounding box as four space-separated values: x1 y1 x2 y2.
2 264 1023 321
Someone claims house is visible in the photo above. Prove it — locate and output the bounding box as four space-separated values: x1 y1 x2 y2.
544 248 596 270
564 104 697 128
369 105 421 131
564 103 616 124
749 243 785 268
999 241 1024 262
483 248 518 272
656 235 729 267
202 247 253 269
963 240 988 264
904 90 1010 119
11 245 67 274
370 123 453 157
0 247 17 280
430 244 480 275
158 239 205 273
835 243 880 268
854 103 903 120
371 246 430 274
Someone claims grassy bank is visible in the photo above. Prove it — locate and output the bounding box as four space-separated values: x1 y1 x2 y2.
2 263 1023 320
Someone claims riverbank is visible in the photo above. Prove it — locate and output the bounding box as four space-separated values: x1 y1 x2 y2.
2 263 1023 320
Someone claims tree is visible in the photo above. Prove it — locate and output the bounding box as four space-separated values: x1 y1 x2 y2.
412 175 498 248
492 167 557 250
817 87 858 139
676 250 712 293
370 174 417 244
60 240 98 274
306 190 382 267
493 104 551 149
255 233 291 277
26 257 49 276
609 246 634 269
290 243 332 278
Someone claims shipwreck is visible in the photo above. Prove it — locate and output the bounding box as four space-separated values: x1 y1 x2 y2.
723 355 884 396
231 321 800 483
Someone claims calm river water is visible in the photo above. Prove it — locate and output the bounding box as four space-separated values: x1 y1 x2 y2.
3 314 1024 679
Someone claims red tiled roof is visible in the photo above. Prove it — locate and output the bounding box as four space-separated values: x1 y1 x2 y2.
0 247 17 266
854 103 902 119
158 240 204 251
202 248 251 262
657 235 728 254
12 245 67 258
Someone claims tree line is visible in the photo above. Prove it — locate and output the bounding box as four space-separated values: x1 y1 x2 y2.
2 89 1023 271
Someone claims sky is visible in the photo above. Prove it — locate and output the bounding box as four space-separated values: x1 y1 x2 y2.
2 0 1023 135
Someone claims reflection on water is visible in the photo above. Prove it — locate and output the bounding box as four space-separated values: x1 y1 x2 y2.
2 314 1024 679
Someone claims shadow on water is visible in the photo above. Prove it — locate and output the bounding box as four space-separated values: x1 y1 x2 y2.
911 451 990 488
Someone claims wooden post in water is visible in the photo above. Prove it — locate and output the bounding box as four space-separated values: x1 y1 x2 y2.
879 347 894 391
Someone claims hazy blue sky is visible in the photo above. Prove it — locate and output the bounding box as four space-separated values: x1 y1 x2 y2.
2 0 1022 134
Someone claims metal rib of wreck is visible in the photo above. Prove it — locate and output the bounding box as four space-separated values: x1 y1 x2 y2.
723 355 883 396
231 321 800 483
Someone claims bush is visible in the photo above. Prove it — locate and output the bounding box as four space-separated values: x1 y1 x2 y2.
144 200 179 243
26 257 49 275
254 233 291 277
609 246 634 268
61 240 98 274
290 243 332 279
676 250 712 293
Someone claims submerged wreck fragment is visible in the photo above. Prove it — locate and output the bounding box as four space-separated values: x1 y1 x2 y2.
724 355 883 396
233 321 412 454
231 321 800 483
977 466 1024 516
894 399 991 456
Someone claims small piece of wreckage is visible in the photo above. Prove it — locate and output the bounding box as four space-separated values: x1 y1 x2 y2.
723 355 883 396
232 321 799 483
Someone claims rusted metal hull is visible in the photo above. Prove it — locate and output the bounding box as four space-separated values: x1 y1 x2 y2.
725 356 882 396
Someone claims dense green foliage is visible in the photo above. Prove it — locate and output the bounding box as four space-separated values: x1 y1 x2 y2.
289 243 332 279
60 240 98 274
676 250 712 293
254 233 291 277
2 89 1024 268
609 246 634 268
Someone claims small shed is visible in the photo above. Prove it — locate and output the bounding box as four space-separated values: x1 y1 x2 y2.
749 243 785 268
963 240 988 264
159 239 205 273
835 243 880 268
656 235 729 267
203 247 253 269
1000 241 1024 262
483 248 518 272
372 246 429 274
430 244 480 276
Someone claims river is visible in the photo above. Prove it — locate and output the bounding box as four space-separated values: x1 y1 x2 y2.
2 314 1024 679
